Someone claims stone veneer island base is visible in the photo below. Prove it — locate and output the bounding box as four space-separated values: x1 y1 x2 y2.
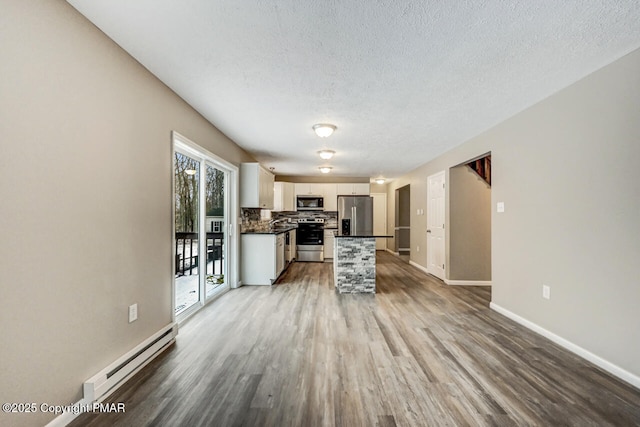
333 236 380 294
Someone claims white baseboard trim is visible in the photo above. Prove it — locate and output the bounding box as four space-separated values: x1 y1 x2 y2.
409 260 430 275
407 261 491 287
385 248 398 256
45 323 177 427
444 279 492 286
490 302 640 390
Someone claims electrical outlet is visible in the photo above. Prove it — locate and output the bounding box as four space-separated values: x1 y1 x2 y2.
542 285 550 300
497 202 505 213
129 303 138 323
416 245 420 252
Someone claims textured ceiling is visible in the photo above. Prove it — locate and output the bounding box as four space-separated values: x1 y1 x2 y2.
66 0 640 180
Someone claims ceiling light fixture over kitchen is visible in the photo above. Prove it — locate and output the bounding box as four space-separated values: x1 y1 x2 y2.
318 150 335 160
313 123 336 138
375 178 385 185
185 169 197 175
319 166 332 174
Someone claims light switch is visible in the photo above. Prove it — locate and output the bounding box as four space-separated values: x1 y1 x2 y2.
497 202 505 213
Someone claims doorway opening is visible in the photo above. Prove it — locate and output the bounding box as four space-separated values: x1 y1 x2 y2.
395 185 411 262
447 152 492 285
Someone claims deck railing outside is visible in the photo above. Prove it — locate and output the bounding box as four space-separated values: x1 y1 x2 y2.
175 232 224 276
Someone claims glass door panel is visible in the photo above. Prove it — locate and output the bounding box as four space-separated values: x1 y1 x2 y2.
205 164 227 299
174 152 201 315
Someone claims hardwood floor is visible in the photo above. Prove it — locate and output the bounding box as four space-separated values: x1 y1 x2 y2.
71 252 640 426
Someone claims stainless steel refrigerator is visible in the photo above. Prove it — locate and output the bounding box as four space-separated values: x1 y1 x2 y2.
337 195 373 236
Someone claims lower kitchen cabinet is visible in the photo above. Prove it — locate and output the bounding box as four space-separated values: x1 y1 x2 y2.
324 229 335 260
241 233 286 285
286 229 296 262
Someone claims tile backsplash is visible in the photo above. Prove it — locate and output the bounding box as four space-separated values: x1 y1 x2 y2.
241 208 338 230
240 208 269 231
272 211 338 228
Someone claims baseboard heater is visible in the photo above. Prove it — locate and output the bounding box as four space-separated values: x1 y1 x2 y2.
83 323 177 403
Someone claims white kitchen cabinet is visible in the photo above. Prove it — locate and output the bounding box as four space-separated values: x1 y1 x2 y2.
295 183 313 195
293 182 366 211
336 183 370 195
240 163 274 209
273 182 295 211
275 233 285 276
241 233 285 285
289 229 297 260
308 183 325 195
295 183 335 196
295 183 328 196
353 183 370 195
323 184 338 211
324 229 335 260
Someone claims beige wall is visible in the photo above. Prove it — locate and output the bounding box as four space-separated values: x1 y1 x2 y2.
387 47 640 380
449 165 491 281
369 182 387 194
0 1 254 426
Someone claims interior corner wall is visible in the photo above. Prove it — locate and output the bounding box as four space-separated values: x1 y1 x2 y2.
369 182 387 194
0 1 254 426
449 165 491 281
387 46 640 382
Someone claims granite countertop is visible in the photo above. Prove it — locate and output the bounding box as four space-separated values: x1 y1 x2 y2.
333 232 393 238
241 225 297 235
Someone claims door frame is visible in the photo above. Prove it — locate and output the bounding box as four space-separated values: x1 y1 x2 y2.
371 192 388 250
172 131 239 324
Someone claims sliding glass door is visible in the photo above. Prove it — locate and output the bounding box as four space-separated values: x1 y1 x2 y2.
174 151 201 315
173 133 236 320
204 163 227 299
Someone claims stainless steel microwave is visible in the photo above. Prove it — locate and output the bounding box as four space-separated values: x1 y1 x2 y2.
296 195 324 211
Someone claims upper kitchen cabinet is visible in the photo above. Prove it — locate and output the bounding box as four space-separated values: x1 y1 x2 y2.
295 183 320 196
240 163 274 209
336 183 370 195
323 184 338 211
273 182 295 211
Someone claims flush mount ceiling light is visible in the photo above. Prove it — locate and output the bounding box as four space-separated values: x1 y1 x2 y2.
375 178 386 185
318 150 335 160
319 166 332 174
185 169 197 176
312 123 336 138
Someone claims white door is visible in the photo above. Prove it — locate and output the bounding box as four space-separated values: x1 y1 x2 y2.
372 193 387 250
427 171 445 280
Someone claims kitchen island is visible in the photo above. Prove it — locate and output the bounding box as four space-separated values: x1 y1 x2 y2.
333 233 392 294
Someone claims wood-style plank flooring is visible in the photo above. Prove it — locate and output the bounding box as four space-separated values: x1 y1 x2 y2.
71 252 640 426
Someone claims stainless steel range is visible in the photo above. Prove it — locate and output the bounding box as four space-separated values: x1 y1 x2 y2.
296 218 324 262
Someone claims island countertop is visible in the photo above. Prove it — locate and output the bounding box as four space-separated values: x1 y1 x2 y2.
333 232 392 238
241 225 297 235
